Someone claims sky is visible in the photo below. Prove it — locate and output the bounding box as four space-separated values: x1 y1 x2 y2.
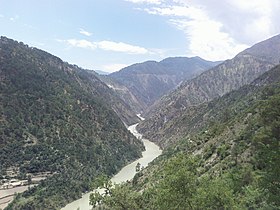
1 0 280 73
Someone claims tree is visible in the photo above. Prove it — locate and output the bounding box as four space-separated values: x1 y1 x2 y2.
135 162 141 172
89 175 142 209
102 184 142 210
193 175 235 209
154 154 199 210
254 93 280 207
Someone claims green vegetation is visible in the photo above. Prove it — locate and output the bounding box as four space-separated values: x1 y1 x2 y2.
1 36 280 210
91 155 269 209
91 66 280 209
139 35 280 147
254 89 280 206
0 37 143 209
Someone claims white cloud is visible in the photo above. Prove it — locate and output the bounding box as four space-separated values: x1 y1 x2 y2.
79 28 92 37
65 39 97 50
9 15 19 22
126 0 162 5
174 0 280 45
62 0 280 61
144 4 248 60
144 5 203 18
97 41 149 54
136 1 280 60
0 14 4 18
170 18 248 60
61 39 149 54
102 63 129 73
227 0 280 43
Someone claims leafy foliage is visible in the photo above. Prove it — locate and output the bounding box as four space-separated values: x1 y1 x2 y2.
95 66 280 209
0 36 143 209
90 174 143 210
254 91 280 206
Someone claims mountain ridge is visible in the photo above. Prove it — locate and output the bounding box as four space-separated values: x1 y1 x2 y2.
106 56 219 112
138 34 280 147
0 36 143 209
88 63 280 210
238 34 280 64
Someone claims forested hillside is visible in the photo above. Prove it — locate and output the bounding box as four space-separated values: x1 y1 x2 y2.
0 37 144 209
139 35 280 147
90 64 280 210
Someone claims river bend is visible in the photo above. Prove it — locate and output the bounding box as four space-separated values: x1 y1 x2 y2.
61 123 162 210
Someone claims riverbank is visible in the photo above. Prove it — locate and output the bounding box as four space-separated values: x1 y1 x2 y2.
0 173 50 210
0 185 37 210
61 123 162 210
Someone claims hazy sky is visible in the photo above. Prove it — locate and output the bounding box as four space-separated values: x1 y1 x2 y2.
1 0 280 72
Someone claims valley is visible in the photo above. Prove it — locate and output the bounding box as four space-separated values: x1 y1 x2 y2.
61 122 162 210
86 34 280 209
0 37 144 209
1 0 280 209
138 34 280 148
87 66 280 210
0 34 279 210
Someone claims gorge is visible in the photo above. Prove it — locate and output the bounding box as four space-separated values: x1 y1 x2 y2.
1 34 280 209
61 122 162 210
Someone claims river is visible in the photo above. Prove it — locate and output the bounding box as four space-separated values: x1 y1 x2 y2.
61 123 162 210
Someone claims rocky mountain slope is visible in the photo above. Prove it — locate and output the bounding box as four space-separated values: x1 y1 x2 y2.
89 63 280 210
107 57 220 112
139 34 280 147
95 72 145 116
0 37 143 209
238 33 280 63
83 70 140 125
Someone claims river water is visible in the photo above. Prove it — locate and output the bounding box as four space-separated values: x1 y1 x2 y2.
61 123 162 210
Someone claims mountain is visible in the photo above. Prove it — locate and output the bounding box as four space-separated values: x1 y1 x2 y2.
91 63 280 210
238 33 280 64
108 57 220 112
139 34 280 147
84 70 141 125
0 36 144 209
98 74 145 115
94 70 110 75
